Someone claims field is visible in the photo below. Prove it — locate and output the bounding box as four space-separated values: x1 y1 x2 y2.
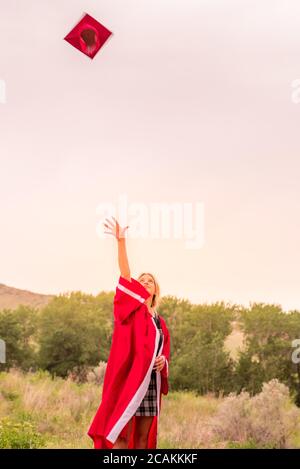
1 368 300 449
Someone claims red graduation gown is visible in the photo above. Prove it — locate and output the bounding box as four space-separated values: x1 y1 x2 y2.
87 275 171 449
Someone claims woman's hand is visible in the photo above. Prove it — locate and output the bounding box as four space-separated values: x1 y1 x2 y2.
153 355 166 372
104 216 129 241
104 216 131 280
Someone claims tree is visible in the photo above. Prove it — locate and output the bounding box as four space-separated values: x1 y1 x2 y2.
37 291 113 377
0 305 38 370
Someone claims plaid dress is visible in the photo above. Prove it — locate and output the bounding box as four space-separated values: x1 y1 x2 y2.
134 314 164 416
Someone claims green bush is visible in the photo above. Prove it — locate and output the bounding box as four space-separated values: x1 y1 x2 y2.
0 417 45 448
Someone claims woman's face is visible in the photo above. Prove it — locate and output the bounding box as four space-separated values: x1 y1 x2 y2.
139 274 156 296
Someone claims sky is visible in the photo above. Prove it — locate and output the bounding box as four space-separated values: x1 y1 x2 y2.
1 0 300 312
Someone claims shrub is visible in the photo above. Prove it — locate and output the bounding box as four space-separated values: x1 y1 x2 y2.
211 379 300 448
67 361 107 385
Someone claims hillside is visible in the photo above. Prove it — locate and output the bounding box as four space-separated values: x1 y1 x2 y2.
0 283 54 310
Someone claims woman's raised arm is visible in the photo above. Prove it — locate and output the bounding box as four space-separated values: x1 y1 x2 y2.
103 216 131 281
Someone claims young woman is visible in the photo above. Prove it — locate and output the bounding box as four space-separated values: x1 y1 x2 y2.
87 216 171 449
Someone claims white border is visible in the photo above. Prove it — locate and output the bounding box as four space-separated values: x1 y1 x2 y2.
154 317 164 423
117 282 147 303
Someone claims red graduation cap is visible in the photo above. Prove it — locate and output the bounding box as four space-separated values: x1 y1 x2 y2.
64 13 112 59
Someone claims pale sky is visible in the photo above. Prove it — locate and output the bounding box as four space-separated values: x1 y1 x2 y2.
1 0 300 312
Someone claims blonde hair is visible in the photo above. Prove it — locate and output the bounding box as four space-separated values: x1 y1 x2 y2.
137 272 161 310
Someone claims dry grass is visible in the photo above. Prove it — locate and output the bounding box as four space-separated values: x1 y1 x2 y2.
0 368 100 448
